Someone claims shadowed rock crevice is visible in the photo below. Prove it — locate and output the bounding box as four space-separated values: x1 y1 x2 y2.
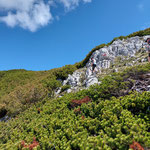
0 107 7 118
131 73 150 92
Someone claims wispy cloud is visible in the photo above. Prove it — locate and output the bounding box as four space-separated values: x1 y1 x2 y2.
0 0 92 32
137 3 144 11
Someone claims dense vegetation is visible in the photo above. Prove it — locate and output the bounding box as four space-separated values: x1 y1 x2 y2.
0 28 150 149
0 65 77 117
0 27 150 118
0 63 150 149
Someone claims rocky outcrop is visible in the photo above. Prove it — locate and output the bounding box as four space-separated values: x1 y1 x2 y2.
57 35 150 94
86 36 149 70
62 71 83 87
131 73 150 92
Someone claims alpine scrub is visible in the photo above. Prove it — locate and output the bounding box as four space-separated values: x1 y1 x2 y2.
0 63 150 150
0 65 77 118
1 27 150 118
0 27 150 150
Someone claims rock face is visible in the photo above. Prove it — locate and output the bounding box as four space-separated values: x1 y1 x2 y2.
63 71 83 87
86 36 148 70
59 35 150 93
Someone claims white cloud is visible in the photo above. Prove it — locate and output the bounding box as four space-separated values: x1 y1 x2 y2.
83 0 92 3
58 0 79 10
0 0 92 32
0 0 53 32
0 0 35 11
57 0 91 10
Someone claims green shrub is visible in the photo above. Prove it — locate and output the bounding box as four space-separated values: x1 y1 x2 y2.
0 90 150 149
52 65 77 80
0 28 150 149
61 85 71 93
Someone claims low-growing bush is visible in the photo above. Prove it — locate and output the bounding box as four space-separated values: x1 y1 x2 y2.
60 85 71 93
70 96 91 108
0 28 150 150
1 90 150 149
129 141 144 150
52 65 77 80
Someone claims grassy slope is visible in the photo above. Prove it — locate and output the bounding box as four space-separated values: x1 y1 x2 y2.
0 28 150 149
0 27 150 118
0 65 77 117
0 63 150 150
0 69 48 97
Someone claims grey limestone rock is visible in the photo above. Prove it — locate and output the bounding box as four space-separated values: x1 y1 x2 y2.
59 35 150 93
85 75 99 87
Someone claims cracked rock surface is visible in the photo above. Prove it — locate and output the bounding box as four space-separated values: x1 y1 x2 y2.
57 36 150 94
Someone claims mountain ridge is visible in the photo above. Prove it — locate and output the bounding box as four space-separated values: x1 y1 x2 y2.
57 35 150 95
0 28 150 150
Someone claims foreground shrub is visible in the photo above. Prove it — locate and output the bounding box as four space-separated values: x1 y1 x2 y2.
0 91 150 149
70 96 91 108
20 137 39 150
129 141 144 150
60 85 71 93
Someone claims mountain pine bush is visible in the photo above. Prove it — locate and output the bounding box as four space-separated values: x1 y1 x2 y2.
0 63 150 150
0 28 150 149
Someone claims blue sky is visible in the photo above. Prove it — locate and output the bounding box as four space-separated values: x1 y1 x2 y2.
0 0 150 71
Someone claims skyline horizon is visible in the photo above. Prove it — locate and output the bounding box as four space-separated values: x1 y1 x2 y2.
0 0 150 71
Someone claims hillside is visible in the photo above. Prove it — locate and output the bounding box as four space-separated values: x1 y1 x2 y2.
0 63 150 150
0 28 150 149
1 28 150 119
56 34 150 95
0 65 77 119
